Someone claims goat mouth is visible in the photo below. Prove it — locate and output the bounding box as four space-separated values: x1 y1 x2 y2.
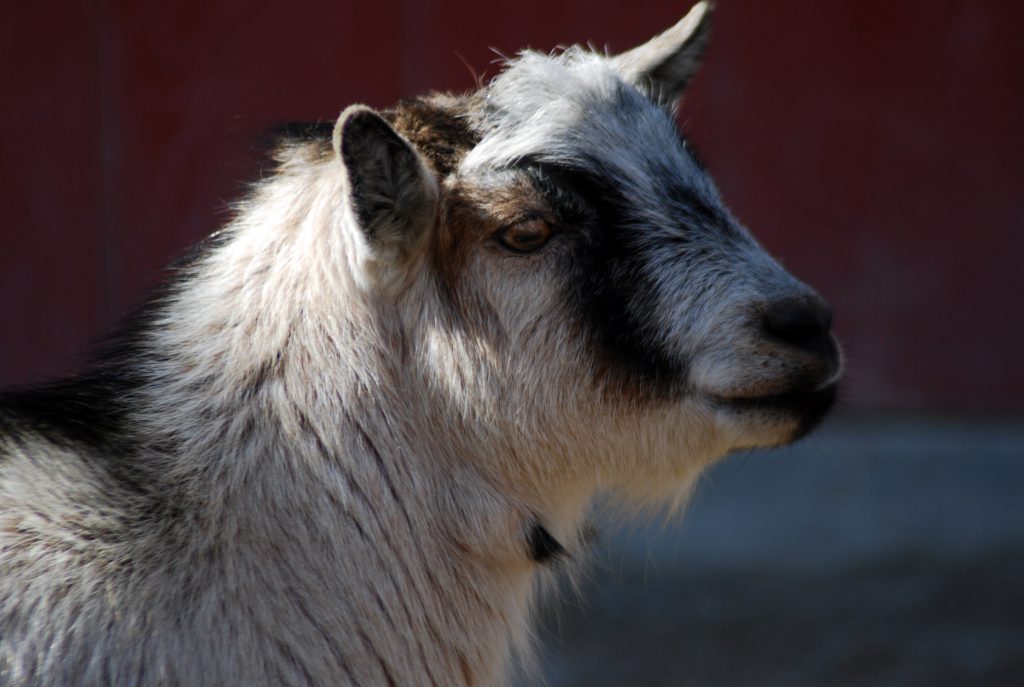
713 384 838 440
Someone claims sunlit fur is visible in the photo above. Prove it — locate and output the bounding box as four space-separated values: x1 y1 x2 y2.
0 5 841 685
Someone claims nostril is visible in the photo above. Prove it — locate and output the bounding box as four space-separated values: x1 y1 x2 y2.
762 298 833 351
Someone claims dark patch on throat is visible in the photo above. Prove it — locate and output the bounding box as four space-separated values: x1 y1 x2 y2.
527 520 567 564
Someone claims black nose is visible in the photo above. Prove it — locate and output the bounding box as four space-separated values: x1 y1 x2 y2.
762 297 834 353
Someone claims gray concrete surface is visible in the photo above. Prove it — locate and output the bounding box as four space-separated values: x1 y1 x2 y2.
530 414 1024 686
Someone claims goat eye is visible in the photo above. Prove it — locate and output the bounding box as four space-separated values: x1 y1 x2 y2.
497 219 552 253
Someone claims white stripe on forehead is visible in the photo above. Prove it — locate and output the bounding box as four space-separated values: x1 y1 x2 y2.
462 47 718 205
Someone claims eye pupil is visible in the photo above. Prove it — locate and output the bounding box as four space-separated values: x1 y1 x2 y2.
499 219 552 253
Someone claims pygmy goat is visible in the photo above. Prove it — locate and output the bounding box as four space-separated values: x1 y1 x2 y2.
0 3 841 685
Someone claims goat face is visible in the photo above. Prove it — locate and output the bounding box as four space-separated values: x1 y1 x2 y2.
332 2 842 493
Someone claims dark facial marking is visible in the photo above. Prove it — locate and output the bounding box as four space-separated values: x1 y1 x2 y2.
516 159 688 400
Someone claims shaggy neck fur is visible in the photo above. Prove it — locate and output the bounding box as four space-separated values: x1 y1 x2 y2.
95 148 591 685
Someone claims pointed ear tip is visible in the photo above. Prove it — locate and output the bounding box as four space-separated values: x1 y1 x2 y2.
685 0 714 28
333 104 387 155
334 103 370 131
336 103 377 124
672 0 713 35
692 0 713 15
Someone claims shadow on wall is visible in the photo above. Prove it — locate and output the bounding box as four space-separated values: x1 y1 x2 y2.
533 412 1024 687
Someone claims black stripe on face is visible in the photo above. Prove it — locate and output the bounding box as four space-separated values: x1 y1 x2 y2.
518 160 689 401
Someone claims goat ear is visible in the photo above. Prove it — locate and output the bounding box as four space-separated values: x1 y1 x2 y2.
612 1 713 104
333 105 437 251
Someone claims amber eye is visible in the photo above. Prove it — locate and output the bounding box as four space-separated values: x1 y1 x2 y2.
497 218 553 254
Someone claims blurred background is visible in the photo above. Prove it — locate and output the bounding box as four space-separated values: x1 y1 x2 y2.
2 1 1021 684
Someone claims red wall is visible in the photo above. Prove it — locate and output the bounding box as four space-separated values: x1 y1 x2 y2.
2 1 1022 411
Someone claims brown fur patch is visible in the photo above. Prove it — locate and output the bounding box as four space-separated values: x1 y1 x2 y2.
383 94 481 178
430 177 556 311
383 94 485 311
